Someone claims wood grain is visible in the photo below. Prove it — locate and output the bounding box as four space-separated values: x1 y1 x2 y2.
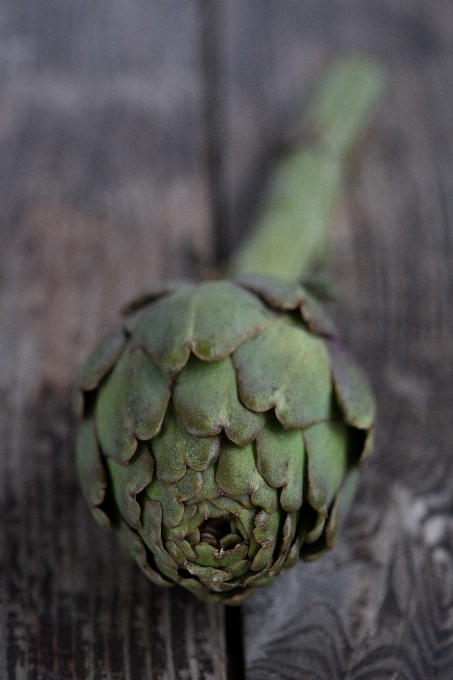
0 2 225 678
232 1 453 678
2 0 453 678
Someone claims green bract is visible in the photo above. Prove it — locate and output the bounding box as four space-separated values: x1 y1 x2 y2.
75 275 375 604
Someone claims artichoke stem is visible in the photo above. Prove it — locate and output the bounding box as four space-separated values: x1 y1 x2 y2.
227 55 385 282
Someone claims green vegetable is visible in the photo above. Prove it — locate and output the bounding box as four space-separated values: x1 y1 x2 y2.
76 276 375 604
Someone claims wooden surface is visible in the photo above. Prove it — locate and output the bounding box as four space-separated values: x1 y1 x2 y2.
238 3 453 679
0 2 225 678
1 1 453 678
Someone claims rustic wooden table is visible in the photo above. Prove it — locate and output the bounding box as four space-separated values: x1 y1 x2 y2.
1 1 453 678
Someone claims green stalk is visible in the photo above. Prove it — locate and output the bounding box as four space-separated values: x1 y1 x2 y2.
227 55 385 282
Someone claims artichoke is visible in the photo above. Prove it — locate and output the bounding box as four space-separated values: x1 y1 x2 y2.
75 274 375 604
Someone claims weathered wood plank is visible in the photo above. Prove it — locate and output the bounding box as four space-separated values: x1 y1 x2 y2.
219 1 453 678
3 0 453 677
0 2 226 678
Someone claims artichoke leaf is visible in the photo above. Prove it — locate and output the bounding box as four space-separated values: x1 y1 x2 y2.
186 509 205 536
282 510 312 569
79 328 127 392
244 561 273 585
139 497 178 570
146 468 203 528
220 533 242 550
163 504 198 542
96 345 171 464
179 577 215 600
186 529 201 546
236 507 257 538
225 559 251 578
173 355 266 445
251 509 282 571
234 316 332 429
361 427 375 463
216 439 278 514
122 280 190 317
75 418 111 528
134 281 275 374
248 537 261 561
187 562 232 586
211 495 249 516
154 554 181 582
235 273 337 336
197 499 227 521
194 542 249 568
235 274 307 309
283 542 300 570
176 538 198 561
133 285 195 373
210 498 256 540
152 404 220 484
251 574 275 588
256 417 305 513
165 539 197 565
105 441 154 530
326 338 376 430
186 466 220 504
305 511 326 544
325 468 360 548
304 420 350 516
116 520 173 587
268 512 299 577
299 291 338 337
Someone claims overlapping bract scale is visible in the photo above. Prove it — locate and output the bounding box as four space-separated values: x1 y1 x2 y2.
234 273 338 336
132 281 275 373
234 316 333 428
173 355 266 444
96 345 172 464
304 420 350 515
75 276 375 603
75 418 110 528
151 405 220 483
106 442 155 529
255 415 305 513
326 338 376 431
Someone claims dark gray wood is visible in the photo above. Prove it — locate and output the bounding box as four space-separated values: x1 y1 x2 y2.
225 1 453 678
2 0 453 678
0 2 226 678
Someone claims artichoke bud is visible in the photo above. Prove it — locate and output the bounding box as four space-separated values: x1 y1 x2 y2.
75 275 375 604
